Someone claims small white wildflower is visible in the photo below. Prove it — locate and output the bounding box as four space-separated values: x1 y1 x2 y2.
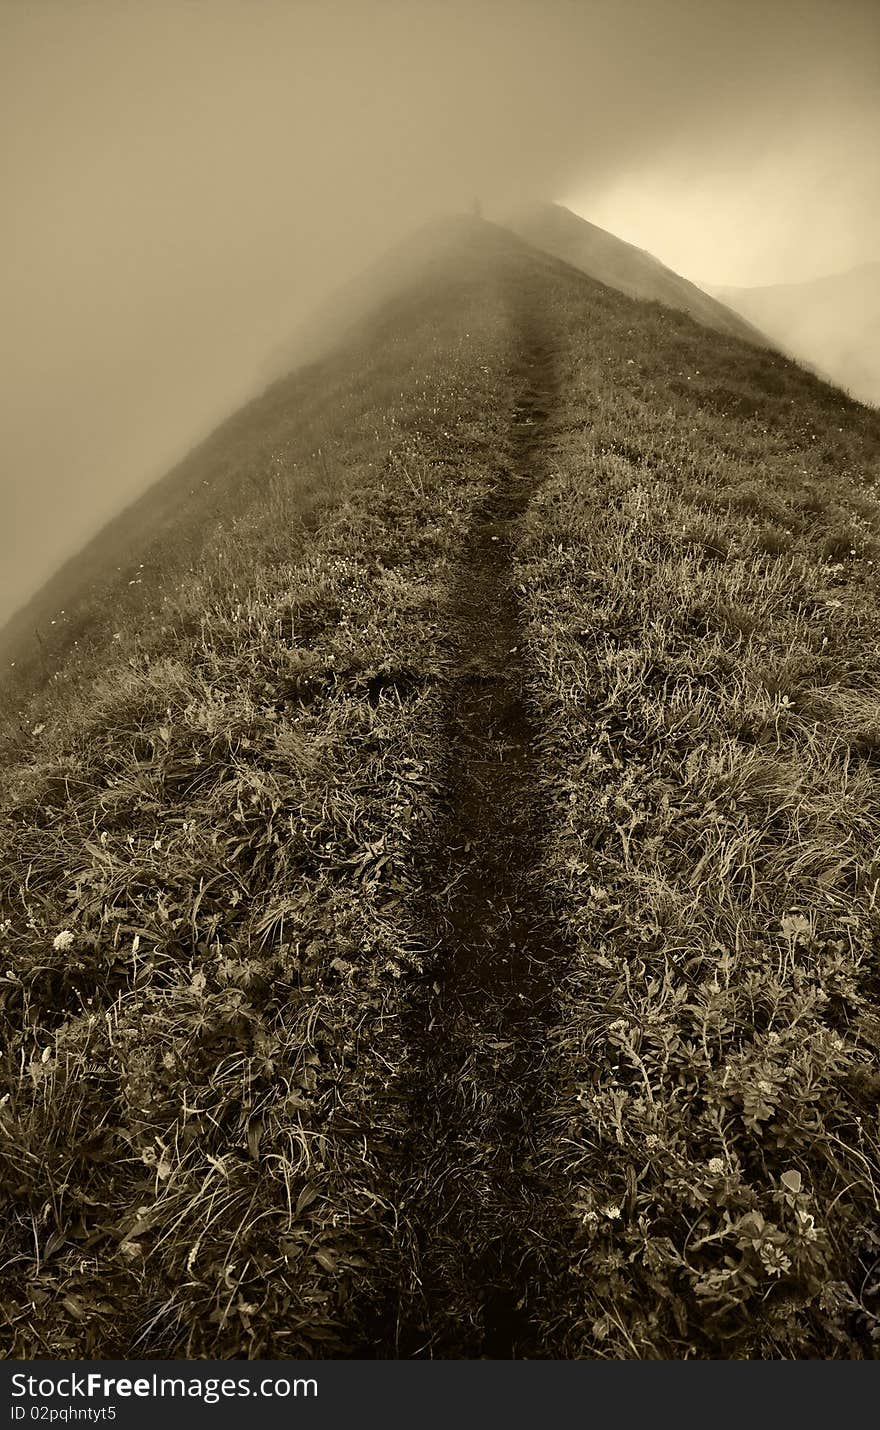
645 1134 660 1149
52 930 75 951
602 1204 621 1220
708 1157 725 1175
759 1244 791 1278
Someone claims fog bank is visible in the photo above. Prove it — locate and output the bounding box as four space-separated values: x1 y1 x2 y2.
3 0 879 624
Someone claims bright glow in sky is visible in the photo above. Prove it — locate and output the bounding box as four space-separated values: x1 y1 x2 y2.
568 109 880 287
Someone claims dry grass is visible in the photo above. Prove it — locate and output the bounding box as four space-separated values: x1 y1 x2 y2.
0 268 512 1356
3 228 880 1358
515 270 880 1357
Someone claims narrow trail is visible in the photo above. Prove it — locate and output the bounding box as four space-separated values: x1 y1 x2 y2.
363 303 572 1358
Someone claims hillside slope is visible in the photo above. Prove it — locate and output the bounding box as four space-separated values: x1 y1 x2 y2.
712 264 880 408
2 220 880 1359
0 217 523 729
506 201 763 343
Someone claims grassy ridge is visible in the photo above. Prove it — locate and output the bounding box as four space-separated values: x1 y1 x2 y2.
3 225 880 1358
0 269 512 1355
0 232 510 755
515 272 880 1355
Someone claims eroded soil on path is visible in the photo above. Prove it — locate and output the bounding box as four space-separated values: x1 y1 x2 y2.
362 304 573 1358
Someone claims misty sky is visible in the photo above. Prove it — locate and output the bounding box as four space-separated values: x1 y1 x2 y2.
3 0 879 627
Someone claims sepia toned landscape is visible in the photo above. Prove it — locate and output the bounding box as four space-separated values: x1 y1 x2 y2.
2 1 879 1365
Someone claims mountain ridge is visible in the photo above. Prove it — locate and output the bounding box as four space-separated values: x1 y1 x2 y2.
504 200 765 344
3 215 880 1358
1 207 770 682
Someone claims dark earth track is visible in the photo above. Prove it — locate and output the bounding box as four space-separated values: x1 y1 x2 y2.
359 304 573 1358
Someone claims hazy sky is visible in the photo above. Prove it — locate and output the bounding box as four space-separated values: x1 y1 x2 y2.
3 0 879 625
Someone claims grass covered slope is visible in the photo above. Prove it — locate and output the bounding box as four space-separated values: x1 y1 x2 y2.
1 218 879 1359
514 273 880 1355
0 217 516 752
0 236 515 1355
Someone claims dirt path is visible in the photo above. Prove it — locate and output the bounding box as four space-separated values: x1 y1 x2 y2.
362 304 571 1358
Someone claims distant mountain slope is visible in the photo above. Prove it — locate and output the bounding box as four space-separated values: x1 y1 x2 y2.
505 201 762 343
711 263 880 408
